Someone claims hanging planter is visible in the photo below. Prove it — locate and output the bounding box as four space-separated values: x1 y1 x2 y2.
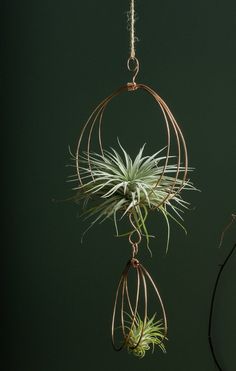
68 0 197 358
70 83 195 250
111 257 168 358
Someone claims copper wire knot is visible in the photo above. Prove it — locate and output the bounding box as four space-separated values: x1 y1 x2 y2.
127 82 138 91
131 257 139 268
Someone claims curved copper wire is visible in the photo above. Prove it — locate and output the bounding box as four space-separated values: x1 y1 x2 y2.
111 258 167 352
76 83 188 208
111 259 140 351
128 212 141 257
127 56 140 84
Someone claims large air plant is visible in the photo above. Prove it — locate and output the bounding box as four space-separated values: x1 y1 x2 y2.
70 141 196 251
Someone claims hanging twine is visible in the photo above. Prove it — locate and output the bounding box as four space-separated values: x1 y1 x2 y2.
129 0 136 58
127 0 140 85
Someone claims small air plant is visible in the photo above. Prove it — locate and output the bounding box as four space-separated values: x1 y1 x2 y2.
125 313 167 358
70 141 196 251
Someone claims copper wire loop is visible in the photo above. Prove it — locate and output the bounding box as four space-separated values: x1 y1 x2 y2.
127 56 139 72
129 227 142 245
111 259 168 352
127 56 140 84
76 83 188 210
128 213 141 257
129 214 142 247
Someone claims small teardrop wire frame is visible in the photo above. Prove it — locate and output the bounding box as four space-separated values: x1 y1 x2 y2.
75 82 188 209
111 213 167 353
111 256 168 352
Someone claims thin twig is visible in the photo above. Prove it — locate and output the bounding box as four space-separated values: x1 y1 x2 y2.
208 214 236 370
218 214 236 249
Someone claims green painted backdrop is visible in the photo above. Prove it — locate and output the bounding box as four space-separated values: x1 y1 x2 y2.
2 1 236 370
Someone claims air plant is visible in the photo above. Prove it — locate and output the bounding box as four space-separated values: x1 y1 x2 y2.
69 141 196 251
125 313 167 358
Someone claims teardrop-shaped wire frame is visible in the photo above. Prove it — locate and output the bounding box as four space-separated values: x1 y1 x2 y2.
111 258 168 352
75 82 188 209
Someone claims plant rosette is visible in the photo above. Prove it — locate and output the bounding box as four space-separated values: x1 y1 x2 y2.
125 313 167 358
69 141 196 251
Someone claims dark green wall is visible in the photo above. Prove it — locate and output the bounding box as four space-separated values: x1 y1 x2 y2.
2 1 236 370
